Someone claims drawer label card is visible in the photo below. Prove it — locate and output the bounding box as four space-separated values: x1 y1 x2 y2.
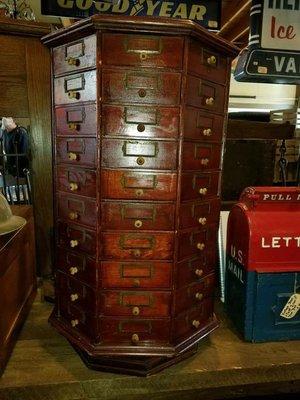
121 264 153 278
65 75 85 92
280 294 300 319
124 36 162 54
122 141 158 157
66 41 85 59
67 108 86 123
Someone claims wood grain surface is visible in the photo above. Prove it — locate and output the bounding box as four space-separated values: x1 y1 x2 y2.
0 301 299 400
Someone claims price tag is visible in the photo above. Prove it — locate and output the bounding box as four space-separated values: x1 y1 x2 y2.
280 294 300 320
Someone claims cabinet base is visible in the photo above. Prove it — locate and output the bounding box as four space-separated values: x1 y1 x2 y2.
72 343 198 376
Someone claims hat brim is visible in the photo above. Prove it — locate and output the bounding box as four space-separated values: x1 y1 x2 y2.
0 216 27 236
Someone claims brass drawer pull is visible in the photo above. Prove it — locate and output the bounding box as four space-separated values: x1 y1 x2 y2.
70 240 79 248
68 91 80 100
137 123 145 132
133 278 140 287
201 158 209 166
199 187 208 195
69 182 78 192
131 333 139 344
136 157 145 166
207 55 217 65
135 189 144 197
67 57 80 67
133 249 141 258
134 220 143 228
203 128 212 137
71 319 79 327
68 152 79 161
132 306 140 316
195 292 204 301
195 269 204 277
70 293 79 302
192 320 200 329
69 267 78 275
68 123 80 131
138 89 146 98
197 242 205 251
198 217 207 226
69 212 79 220
205 97 215 106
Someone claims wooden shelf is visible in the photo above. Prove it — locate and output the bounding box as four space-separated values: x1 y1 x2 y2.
0 300 299 400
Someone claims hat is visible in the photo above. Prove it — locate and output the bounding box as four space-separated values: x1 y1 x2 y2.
0 193 26 235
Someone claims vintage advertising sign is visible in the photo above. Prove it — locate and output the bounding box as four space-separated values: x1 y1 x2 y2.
234 0 300 84
41 0 221 29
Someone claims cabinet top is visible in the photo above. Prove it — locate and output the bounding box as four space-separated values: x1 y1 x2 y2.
42 14 239 57
0 17 51 37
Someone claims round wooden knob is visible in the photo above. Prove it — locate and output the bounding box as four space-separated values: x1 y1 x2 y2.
69 212 79 220
197 242 205 251
68 123 80 131
135 189 144 197
192 320 200 329
199 187 208 195
137 123 145 132
207 55 217 65
70 293 79 302
195 269 204 277
195 292 204 301
201 158 209 166
133 249 141 258
205 97 215 106
69 267 78 275
69 182 78 191
132 306 140 316
67 57 80 66
136 157 145 166
70 240 79 248
68 91 80 100
138 89 146 98
134 220 143 228
203 128 212 137
133 278 140 287
131 333 139 344
71 319 79 327
68 152 78 161
198 217 207 226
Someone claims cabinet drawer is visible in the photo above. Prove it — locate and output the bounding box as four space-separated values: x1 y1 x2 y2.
186 76 225 113
176 255 216 289
101 232 174 260
54 71 96 105
101 201 175 230
55 104 97 136
56 166 97 198
174 275 215 314
100 290 171 317
178 227 217 260
188 40 228 84
181 172 220 201
102 34 184 69
57 272 97 312
102 170 177 201
56 248 98 287
184 108 224 141
102 105 180 139
100 317 170 344
56 137 97 167
57 193 97 228
102 139 177 170
58 302 99 340
179 198 220 229
57 221 96 256
101 261 172 289
173 299 214 342
182 142 222 171
53 35 96 76
102 69 181 105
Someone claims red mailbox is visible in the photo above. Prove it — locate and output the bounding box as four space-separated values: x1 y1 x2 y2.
225 187 300 342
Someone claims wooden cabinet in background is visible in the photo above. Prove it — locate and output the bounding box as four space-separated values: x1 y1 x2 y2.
42 15 238 376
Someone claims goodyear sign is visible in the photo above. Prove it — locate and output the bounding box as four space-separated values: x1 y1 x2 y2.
41 0 221 29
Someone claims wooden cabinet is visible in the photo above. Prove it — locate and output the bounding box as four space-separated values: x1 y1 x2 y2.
42 15 237 375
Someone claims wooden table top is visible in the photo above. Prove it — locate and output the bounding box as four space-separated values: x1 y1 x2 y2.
0 300 299 400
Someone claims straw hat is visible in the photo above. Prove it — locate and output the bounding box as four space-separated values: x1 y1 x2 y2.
0 193 26 235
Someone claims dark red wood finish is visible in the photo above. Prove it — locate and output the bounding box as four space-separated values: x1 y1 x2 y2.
43 14 237 370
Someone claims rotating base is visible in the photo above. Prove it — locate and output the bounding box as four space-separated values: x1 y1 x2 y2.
73 343 199 376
